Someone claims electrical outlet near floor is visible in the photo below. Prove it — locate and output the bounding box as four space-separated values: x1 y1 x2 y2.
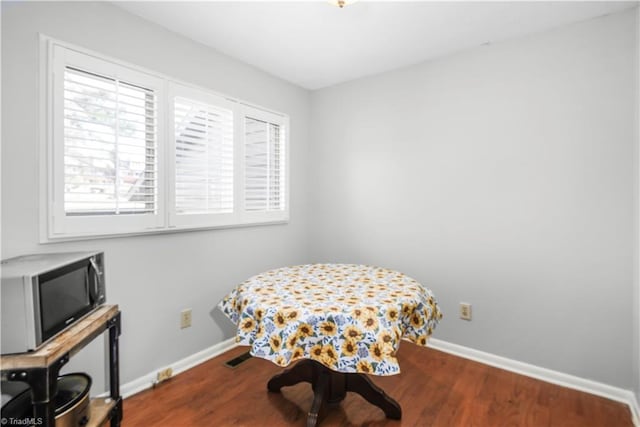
156 367 173 384
180 308 192 329
460 303 472 321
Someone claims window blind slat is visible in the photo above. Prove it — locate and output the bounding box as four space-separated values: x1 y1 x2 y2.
243 116 285 213
174 97 234 215
63 66 158 216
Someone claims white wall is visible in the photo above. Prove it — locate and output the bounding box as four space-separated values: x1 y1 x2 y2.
1 1 310 393
309 9 637 389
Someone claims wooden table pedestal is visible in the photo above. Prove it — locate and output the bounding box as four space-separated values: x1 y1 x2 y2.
267 359 401 427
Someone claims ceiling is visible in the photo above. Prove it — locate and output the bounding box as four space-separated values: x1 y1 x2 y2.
116 1 638 90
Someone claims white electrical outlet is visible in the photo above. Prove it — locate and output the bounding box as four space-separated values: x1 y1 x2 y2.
460 303 472 321
180 308 192 329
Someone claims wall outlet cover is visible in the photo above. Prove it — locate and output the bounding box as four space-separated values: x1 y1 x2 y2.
180 309 192 329
460 303 472 321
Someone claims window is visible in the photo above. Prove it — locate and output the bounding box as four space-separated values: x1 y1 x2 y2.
63 67 158 217
49 45 166 237
243 109 287 222
168 84 236 228
45 39 288 240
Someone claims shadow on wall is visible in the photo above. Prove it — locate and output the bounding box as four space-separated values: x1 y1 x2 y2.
210 307 237 340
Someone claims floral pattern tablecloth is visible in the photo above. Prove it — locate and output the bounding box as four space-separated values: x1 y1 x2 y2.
218 264 442 376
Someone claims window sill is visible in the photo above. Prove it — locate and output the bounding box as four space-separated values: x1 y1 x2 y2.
41 218 290 244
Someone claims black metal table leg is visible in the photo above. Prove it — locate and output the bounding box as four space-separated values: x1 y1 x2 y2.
30 368 57 427
108 312 122 427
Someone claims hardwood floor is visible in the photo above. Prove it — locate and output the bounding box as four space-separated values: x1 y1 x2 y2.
123 344 633 426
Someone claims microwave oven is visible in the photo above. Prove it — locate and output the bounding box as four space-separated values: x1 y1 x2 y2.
1 251 106 354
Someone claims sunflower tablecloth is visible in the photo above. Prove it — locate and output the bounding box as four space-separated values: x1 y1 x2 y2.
218 264 442 376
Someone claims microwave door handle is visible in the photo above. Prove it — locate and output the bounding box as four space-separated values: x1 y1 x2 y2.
89 258 102 297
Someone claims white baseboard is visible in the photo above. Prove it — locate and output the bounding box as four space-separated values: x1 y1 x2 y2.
116 337 238 399
428 338 640 426
632 395 640 427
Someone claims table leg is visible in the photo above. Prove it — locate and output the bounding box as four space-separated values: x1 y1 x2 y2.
29 367 58 427
306 369 328 427
267 359 315 391
345 373 402 419
108 313 123 427
267 359 402 426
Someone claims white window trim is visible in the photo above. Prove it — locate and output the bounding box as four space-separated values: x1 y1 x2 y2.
39 35 290 242
49 44 167 238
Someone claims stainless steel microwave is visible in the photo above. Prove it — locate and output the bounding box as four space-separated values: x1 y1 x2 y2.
1 251 106 354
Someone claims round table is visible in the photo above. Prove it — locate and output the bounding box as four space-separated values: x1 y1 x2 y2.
219 264 442 426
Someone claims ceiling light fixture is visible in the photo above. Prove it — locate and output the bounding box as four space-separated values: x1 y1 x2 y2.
329 0 356 9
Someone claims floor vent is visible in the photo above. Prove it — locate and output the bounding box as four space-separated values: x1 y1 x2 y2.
224 351 252 369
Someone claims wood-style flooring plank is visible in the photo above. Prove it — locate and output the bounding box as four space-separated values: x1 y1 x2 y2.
122 344 633 427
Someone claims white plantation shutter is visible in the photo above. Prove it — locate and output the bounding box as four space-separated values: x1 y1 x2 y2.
63 67 157 216
169 84 237 227
243 110 287 216
49 43 166 238
174 98 234 214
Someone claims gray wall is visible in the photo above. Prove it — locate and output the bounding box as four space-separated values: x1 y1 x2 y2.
309 9 637 389
1 1 310 393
